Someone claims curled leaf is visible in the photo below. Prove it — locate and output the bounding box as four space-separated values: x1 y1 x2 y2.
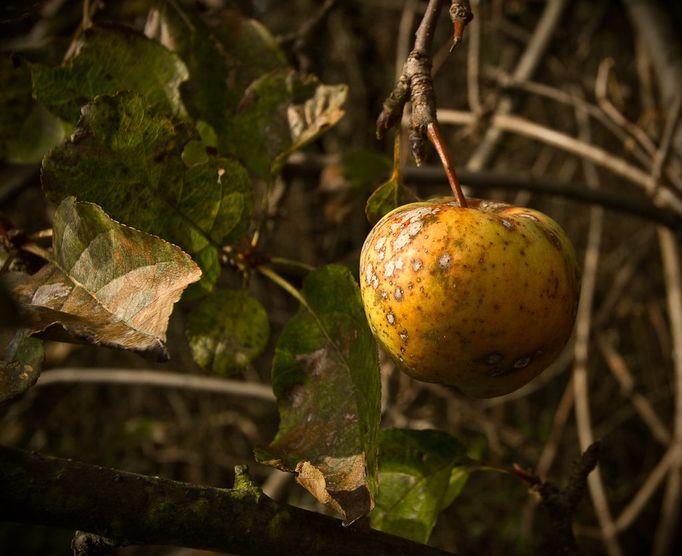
229 70 347 178
11 197 201 360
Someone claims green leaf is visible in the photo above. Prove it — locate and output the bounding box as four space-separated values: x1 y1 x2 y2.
256 265 380 524
151 1 232 136
186 288 269 374
371 428 471 544
151 2 288 141
42 92 254 291
229 70 347 178
10 197 201 359
0 55 65 164
365 174 419 225
31 25 189 124
207 9 289 106
0 329 44 405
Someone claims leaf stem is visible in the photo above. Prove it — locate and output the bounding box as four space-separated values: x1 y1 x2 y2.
269 257 315 273
257 265 312 312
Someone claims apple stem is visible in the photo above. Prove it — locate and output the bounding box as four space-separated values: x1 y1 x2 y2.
427 122 468 207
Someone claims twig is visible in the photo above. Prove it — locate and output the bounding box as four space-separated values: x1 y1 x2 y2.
485 67 682 193
437 109 682 213
623 0 682 159
653 227 682 556
650 96 682 193
0 446 454 556
591 229 657 329
614 447 674 533
596 333 671 446
465 0 481 114
571 95 622 556
595 58 658 159
448 1 473 51
35 368 276 402
466 0 569 170
523 442 602 556
520 376 575 543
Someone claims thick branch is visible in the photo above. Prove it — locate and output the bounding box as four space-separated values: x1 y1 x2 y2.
0 445 453 556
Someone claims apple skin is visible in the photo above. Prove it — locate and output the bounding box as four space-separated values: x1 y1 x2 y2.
359 198 580 398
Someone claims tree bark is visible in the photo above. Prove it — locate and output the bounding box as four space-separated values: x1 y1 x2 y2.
0 445 454 556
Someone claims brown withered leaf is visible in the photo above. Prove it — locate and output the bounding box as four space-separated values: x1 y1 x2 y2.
12 198 200 360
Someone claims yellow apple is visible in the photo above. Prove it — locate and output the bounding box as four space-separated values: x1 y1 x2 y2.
359 198 580 398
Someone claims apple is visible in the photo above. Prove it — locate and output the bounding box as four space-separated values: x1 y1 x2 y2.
359 198 580 398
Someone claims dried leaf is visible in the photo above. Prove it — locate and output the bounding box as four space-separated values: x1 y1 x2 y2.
255 265 380 524
11 197 200 359
42 92 253 293
0 329 44 405
31 25 188 124
229 70 347 178
371 429 470 543
185 288 270 374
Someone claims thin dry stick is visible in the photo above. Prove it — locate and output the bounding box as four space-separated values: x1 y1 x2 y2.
466 0 569 170
485 68 682 193
537 378 576 480
653 227 682 556
596 333 671 446
466 0 481 115
571 99 623 556
437 109 682 213
595 58 658 159
36 368 276 402
650 96 682 192
615 446 674 533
